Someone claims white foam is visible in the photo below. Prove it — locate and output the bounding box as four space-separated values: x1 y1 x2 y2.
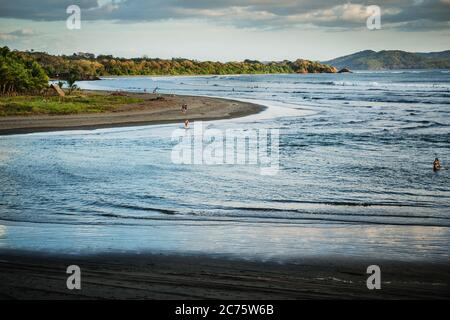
229 97 315 121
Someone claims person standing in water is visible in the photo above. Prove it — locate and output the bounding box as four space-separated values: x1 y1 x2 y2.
184 119 190 129
433 158 441 171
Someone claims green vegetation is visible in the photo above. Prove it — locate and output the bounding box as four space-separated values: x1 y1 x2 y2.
66 67 81 94
324 50 450 70
0 46 337 116
18 51 337 79
0 94 143 116
0 47 49 94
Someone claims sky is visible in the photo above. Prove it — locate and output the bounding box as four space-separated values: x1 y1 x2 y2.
0 0 449 61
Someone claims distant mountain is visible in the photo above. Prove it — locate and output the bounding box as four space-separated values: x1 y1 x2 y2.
415 50 450 60
323 50 450 70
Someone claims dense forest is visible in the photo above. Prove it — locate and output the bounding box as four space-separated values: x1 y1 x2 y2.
16 49 337 80
0 46 337 94
0 47 49 94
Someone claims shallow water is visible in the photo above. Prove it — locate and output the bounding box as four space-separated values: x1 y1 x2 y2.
1 71 449 262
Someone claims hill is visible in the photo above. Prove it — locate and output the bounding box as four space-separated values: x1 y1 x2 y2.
323 50 450 70
415 50 450 60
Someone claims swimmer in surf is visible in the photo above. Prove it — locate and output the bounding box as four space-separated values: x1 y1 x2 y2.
433 158 441 171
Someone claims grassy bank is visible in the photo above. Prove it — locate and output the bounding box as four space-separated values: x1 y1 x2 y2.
0 93 143 116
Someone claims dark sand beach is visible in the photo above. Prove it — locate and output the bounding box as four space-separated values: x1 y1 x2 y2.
0 91 264 135
1 77 449 301
0 251 448 300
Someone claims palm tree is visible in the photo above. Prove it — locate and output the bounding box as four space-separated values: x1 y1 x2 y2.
66 69 79 95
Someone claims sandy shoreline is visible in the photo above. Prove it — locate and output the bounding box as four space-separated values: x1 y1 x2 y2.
0 91 265 135
0 250 448 299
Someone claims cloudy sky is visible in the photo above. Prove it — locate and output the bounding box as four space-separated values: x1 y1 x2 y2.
0 0 449 61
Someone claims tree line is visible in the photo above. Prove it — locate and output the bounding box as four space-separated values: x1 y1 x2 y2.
20 50 337 80
0 46 337 94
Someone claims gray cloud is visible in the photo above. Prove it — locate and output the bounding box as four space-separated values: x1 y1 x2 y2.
0 28 35 40
0 0 98 20
0 0 448 30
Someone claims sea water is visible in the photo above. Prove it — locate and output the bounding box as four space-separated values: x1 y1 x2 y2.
0 71 449 262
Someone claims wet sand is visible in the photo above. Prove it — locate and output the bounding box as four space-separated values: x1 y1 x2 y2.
0 250 448 299
0 91 265 135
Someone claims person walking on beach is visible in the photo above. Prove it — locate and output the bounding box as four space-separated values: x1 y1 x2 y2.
433 158 441 171
181 104 187 113
184 119 190 129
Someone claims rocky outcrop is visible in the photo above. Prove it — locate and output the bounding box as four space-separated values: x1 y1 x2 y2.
338 68 352 73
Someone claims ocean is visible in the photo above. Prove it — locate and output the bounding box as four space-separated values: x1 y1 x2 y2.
0 70 449 262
